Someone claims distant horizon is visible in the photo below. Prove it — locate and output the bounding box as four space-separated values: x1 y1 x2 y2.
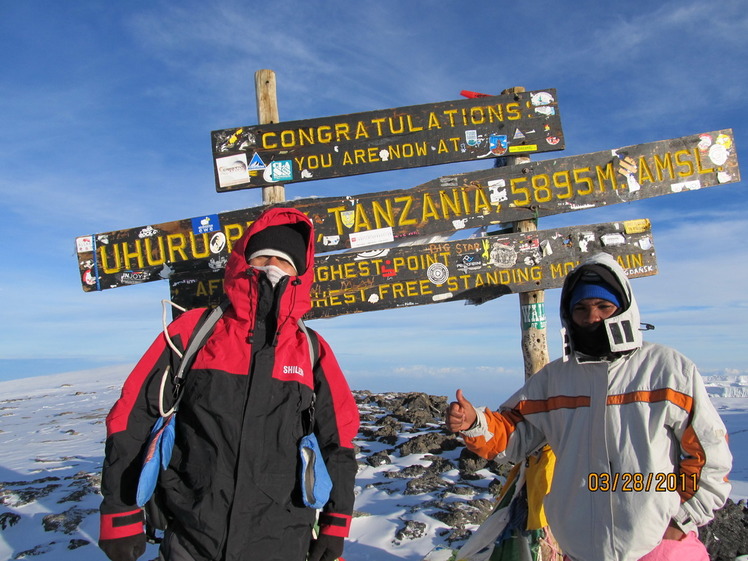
2 357 745 397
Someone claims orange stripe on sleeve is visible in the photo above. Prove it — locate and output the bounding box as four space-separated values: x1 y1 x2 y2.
678 425 706 501
515 395 591 415
606 389 693 412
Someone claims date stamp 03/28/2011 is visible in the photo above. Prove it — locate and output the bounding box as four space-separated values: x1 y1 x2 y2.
587 472 698 493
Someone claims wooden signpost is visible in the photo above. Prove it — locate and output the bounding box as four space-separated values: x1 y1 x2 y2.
167 218 657 319
75 129 738 293
211 89 565 191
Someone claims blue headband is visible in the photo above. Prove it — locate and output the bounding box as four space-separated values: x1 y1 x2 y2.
569 281 622 311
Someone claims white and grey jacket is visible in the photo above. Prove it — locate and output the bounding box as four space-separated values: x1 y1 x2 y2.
461 253 732 561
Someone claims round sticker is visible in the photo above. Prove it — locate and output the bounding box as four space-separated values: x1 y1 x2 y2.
708 144 728 166
427 263 449 285
210 232 227 254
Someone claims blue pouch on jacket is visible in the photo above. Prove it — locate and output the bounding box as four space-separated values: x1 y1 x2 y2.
299 432 333 509
136 414 176 508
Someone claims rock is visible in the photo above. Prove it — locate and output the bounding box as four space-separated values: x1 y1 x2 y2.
67 539 91 550
394 519 427 542
404 474 450 495
42 506 97 534
0 483 61 508
458 447 489 476
398 432 460 456
13 542 56 558
431 498 495 527
700 498 748 561
0 512 20 530
385 464 426 479
366 450 392 467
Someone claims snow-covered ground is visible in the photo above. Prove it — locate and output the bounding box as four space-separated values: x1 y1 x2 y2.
0 366 745 560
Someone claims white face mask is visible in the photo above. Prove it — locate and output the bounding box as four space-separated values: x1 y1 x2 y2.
253 265 289 287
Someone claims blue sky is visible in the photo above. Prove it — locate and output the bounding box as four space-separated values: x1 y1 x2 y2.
1 1 746 405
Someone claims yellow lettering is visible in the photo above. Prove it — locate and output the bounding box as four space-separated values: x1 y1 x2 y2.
406 115 423 132
144 236 166 267
473 187 491 214
355 121 369 139
327 206 347 235
99 245 121 274
208 279 223 295
335 123 351 141
550 261 578 279
428 112 441 129
694 147 714 174
419 279 433 295
594 163 616 192
506 102 521 120
674 149 694 177
298 128 315 146
421 193 439 222
262 132 278 149
653 152 674 181
317 126 332 143
439 189 462 218
488 104 503 122
280 130 296 148
638 157 655 184
421 193 440 221
371 118 386 136
189 233 211 259
617 253 644 270
224 224 244 253
469 106 485 124
167 234 188 263
372 199 394 228
354 204 372 231
484 271 499 285
388 116 405 134
396 196 416 226
443 109 458 127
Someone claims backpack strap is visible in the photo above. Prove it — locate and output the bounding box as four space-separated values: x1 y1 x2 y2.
297 318 319 368
159 300 231 417
297 318 321 435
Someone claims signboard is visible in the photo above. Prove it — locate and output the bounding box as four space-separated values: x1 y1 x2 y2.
168 219 658 319
211 89 564 191
76 130 736 293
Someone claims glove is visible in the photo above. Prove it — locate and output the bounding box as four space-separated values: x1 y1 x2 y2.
308 533 344 561
99 533 146 561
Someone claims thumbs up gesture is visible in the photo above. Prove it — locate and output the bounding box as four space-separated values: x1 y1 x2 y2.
446 389 477 433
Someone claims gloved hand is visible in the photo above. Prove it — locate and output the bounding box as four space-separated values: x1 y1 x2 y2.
99 533 146 561
308 533 344 561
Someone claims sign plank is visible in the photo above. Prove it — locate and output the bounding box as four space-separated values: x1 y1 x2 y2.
211 90 564 191
168 219 658 320
75 130 736 292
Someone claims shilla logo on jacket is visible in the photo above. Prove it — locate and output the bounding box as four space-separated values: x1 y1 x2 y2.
283 365 305 376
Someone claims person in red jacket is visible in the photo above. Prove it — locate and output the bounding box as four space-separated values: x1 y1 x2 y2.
99 207 360 561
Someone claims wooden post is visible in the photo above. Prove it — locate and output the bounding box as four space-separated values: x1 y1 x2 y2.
501 87 550 379
254 69 285 204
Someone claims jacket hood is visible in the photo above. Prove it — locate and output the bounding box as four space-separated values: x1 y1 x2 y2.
223 206 314 322
560 252 642 358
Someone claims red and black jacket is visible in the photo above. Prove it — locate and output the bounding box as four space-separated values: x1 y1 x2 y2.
100 207 360 559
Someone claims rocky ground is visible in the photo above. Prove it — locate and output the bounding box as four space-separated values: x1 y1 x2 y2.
0 387 746 560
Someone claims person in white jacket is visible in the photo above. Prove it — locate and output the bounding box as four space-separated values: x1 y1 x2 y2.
446 252 732 561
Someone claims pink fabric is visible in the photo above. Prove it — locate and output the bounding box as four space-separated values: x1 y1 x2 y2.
561 532 708 561
637 531 709 561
